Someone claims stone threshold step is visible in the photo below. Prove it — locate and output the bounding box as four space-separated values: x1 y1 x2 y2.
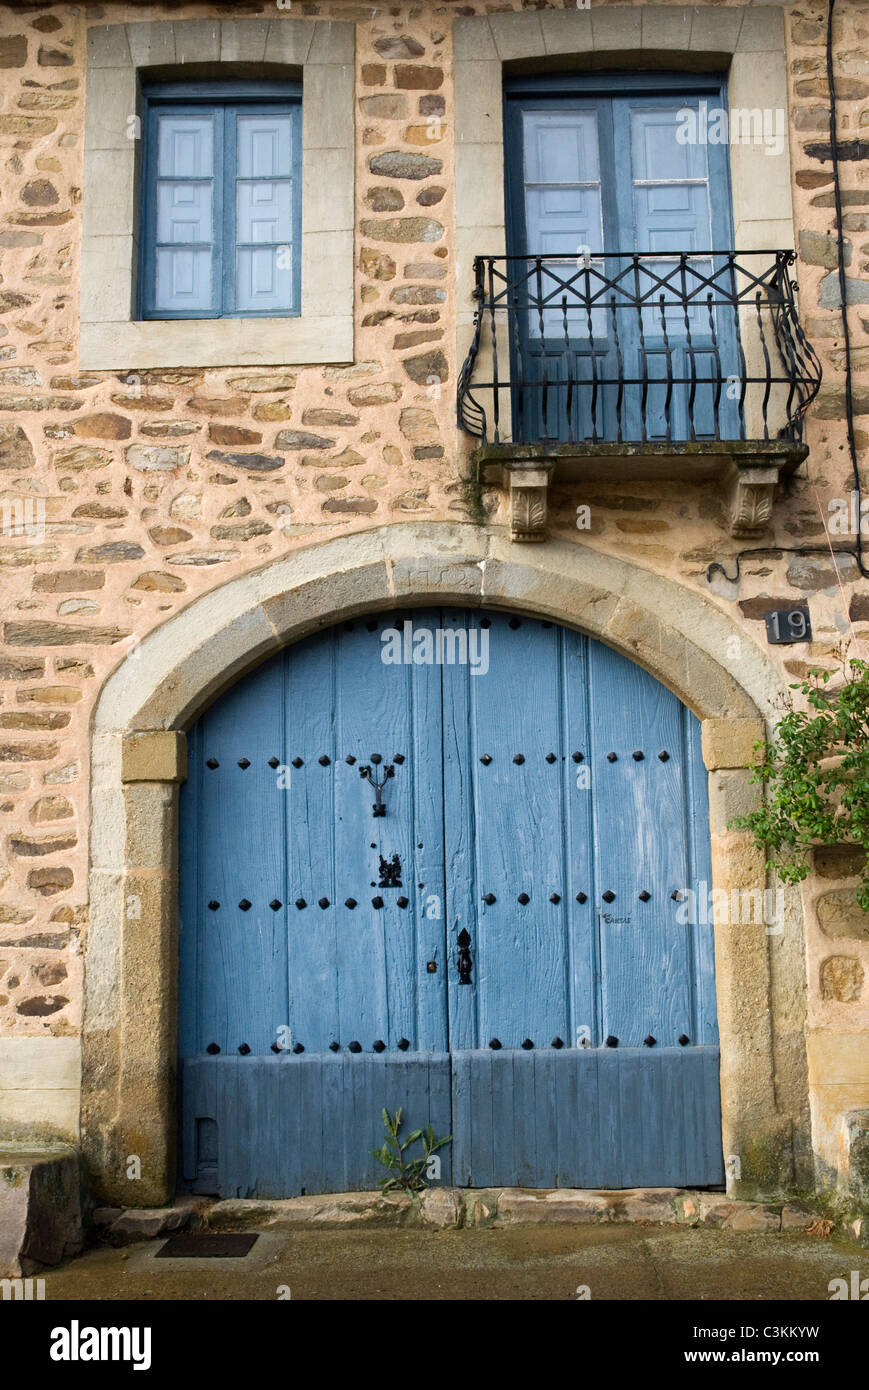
93 1188 831 1243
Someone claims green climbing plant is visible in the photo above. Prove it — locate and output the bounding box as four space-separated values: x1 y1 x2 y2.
372 1107 452 1193
730 657 869 908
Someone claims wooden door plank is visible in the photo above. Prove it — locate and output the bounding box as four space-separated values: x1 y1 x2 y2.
638 1047 672 1188
616 1049 649 1188
700 1047 726 1185
195 654 287 1058
318 1053 345 1194
450 1051 473 1187
511 1048 537 1188
572 1046 602 1188
447 611 570 1049
407 611 449 1052
429 1051 453 1187
491 1049 515 1188
596 1050 623 1188
561 626 596 1046
334 619 400 1050
684 709 718 1044
441 611 477 1053
588 640 692 1047
534 1048 559 1188
285 631 340 1052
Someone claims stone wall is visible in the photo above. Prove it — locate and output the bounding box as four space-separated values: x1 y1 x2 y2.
0 0 460 1052
0 0 867 1184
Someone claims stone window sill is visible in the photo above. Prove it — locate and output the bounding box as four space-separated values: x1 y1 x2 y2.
79 314 353 372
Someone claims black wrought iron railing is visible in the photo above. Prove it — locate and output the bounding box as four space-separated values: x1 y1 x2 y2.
457 251 822 447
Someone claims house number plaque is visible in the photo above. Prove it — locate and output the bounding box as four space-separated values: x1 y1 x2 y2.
764 606 812 645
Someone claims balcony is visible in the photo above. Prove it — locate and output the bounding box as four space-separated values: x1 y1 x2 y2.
457 251 822 541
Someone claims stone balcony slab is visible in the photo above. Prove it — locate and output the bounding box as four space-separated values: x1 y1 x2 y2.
475 439 808 542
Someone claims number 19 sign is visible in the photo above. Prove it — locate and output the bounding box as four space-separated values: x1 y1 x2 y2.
764 606 812 645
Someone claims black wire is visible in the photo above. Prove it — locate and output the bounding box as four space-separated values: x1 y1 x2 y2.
707 546 857 586
707 2 867 587
827 0 868 578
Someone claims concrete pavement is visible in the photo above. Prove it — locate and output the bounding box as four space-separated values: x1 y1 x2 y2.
32 1223 869 1301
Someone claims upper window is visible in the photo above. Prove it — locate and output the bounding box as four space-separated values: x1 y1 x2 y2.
139 82 302 321
503 73 737 444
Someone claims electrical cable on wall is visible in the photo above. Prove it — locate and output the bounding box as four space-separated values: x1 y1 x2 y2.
708 0 867 588
825 0 867 578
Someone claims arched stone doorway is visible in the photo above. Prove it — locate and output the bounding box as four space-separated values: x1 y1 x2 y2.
83 523 808 1204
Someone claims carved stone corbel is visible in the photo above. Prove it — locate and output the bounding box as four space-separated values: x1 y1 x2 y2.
474 441 804 543
726 462 781 538
505 463 554 542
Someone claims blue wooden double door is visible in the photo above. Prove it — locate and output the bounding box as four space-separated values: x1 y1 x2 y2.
179 610 724 1196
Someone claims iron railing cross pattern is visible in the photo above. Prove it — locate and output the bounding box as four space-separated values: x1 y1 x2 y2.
457 250 822 448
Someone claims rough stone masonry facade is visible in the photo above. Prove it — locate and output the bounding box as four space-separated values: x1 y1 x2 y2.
0 0 868 1206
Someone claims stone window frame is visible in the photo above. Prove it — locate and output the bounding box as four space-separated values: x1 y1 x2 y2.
81 18 355 370
453 5 795 369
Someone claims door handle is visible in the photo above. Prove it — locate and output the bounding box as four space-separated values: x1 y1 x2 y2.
359 759 394 817
457 928 472 985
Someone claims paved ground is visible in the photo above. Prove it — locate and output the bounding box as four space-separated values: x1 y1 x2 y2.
38 1224 869 1301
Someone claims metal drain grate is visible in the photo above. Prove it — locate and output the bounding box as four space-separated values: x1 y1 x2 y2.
155 1232 259 1259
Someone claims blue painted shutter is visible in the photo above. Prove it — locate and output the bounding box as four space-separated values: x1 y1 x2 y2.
153 112 217 314
232 110 297 314
624 102 713 257
514 86 737 442
615 97 735 440
142 89 300 320
517 105 617 440
522 106 605 329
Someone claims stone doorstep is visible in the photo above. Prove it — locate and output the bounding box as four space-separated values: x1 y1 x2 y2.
91 1196 201 1247
3 1149 851 1272
183 1188 816 1235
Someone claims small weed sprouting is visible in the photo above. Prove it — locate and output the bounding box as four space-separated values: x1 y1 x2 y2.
372 1107 451 1193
